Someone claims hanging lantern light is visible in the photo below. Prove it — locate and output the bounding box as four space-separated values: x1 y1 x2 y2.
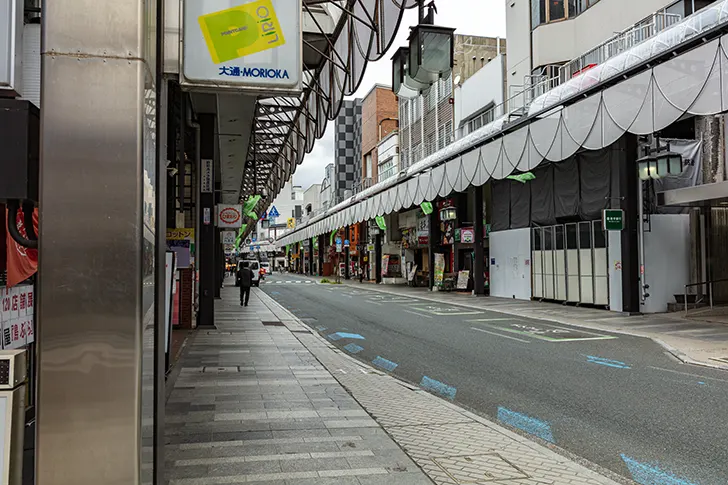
392 47 429 99
656 151 683 176
408 24 456 85
439 206 457 221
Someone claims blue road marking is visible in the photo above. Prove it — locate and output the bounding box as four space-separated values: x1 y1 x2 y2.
343 343 364 354
271 291 281 295
497 407 555 443
327 332 365 341
315 326 327 332
420 376 457 400
372 356 398 372
698 381 706 386
621 454 698 485
586 355 631 369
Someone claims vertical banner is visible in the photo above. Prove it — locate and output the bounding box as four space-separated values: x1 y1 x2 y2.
434 253 445 286
381 255 390 277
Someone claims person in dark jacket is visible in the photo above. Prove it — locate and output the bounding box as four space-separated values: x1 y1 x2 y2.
238 264 254 306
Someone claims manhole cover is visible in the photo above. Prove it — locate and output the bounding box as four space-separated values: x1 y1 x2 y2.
432 454 529 483
202 367 240 373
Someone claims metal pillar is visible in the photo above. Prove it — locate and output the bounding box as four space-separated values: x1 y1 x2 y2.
344 226 351 280
215 230 223 296
621 135 641 314
318 234 325 276
38 0 164 481
375 233 382 284
473 187 485 295
198 114 216 326
309 238 314 275
428 210 439 290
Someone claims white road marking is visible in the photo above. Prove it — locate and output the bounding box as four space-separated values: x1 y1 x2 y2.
470 327 531 343
647 366 728 383
403 309 433 319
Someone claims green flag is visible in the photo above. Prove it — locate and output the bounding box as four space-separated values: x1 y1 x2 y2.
330 231 336 246
506 172 536 184
375 216 387 231
420 201 433 215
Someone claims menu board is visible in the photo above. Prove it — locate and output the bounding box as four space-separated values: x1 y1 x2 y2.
457 270 470 290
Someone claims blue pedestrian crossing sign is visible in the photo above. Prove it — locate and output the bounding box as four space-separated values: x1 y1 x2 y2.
268 206 280 218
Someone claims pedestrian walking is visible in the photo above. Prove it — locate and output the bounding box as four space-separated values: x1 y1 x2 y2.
238 263 254 307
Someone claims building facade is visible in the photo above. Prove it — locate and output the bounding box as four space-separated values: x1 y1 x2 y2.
399 35 507 168
334 99 363 203
360 84 399 191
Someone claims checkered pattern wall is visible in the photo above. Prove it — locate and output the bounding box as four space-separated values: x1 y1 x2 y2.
334 99 362 203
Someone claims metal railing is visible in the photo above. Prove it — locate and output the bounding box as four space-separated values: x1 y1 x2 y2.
683 278 728 315
454 10 681 143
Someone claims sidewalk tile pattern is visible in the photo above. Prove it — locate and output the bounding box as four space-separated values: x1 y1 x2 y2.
165 287 432 485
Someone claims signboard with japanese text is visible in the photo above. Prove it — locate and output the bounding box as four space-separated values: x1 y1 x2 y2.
602 209 624 231
434 254 445 286
217 205 243 228
183 0 302 93
166 228 195 240
201 159 213 193
460 227 474 244
221 231 236 245
0 285 35 349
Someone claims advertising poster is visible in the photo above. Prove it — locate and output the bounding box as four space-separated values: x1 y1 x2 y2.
165 252 176 355
457 270 470 290
382 255 390 276
183 0 302 92
434 253 445 286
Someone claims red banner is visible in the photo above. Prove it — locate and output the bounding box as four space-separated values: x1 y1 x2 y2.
5 207 39 288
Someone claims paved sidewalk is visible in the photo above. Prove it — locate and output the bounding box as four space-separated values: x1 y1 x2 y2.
284 274 728 370
165 286 432 485
165 281 628 485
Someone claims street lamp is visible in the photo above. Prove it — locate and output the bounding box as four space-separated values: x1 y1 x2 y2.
637 148 683 181
440 206 457 221
391 1 454 97
392 47 429 99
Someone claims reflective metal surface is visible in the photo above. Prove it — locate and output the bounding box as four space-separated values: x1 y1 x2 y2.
38 0 155 481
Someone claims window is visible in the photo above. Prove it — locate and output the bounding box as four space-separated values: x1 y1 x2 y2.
365 153 372 179
532 0 599 28
550 0 565 20
531 0 546 28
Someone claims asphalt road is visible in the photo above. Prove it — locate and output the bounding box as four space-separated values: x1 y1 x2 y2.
261 272 728 485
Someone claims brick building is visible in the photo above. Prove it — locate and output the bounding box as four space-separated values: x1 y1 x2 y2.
359 84 399 191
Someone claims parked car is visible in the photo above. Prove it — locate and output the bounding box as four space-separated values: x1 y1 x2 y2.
236 260 261 287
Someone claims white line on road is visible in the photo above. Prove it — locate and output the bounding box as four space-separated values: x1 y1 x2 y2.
467 318 519 322
647 366 728 383
471 327 531 343
403 309 433 319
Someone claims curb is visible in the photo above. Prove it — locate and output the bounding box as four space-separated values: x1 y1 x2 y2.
255 287 630 485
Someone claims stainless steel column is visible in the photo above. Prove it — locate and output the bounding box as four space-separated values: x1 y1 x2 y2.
38 0 158 483
473 186 485 295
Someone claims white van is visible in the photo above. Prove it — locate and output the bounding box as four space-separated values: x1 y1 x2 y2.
260 262 271 275
236 260 261 287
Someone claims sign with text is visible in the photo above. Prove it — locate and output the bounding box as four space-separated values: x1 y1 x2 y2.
217 205 243 228
221 231 236 245
0 285 35 349
602 209 624 231
201 159 213 193
166 228 195 240
183 0 302 93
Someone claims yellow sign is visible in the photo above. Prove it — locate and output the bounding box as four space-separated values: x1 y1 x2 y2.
286 218 296 229
166 228 195 240
199 0 286 64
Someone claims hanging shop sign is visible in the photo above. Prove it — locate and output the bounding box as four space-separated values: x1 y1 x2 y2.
203 208 211 225
221 231 236 245
217 205 243 228
166 228 195 240
183 0 303 94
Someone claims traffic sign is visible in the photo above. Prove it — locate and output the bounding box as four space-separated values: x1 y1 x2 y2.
269 206 280 218
344 239 350 248
221 231 236 245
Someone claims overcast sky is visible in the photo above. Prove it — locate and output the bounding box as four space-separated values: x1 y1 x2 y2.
293 0 507 189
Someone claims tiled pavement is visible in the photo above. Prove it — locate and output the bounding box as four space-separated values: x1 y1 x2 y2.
165 286 432 485
166 282 625 485
307 276 728 370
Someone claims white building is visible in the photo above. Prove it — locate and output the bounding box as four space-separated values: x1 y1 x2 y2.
506 0 709 97
303 183 323 221
376 132 399 182
251 181 303 246
454 53 507 139
320 163 336 211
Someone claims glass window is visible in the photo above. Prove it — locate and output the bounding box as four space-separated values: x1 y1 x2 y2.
365 153 372 178
532 0 546 28
578 222 592 249
592 220 606 248
549 0 565 20
555 225 565 250
566 223 578 249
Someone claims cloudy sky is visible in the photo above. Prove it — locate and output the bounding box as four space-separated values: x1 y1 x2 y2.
293 0 507 189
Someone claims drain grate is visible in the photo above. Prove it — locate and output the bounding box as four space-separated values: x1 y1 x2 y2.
432 454 529 483
202 366 240 373
262 321 285 326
